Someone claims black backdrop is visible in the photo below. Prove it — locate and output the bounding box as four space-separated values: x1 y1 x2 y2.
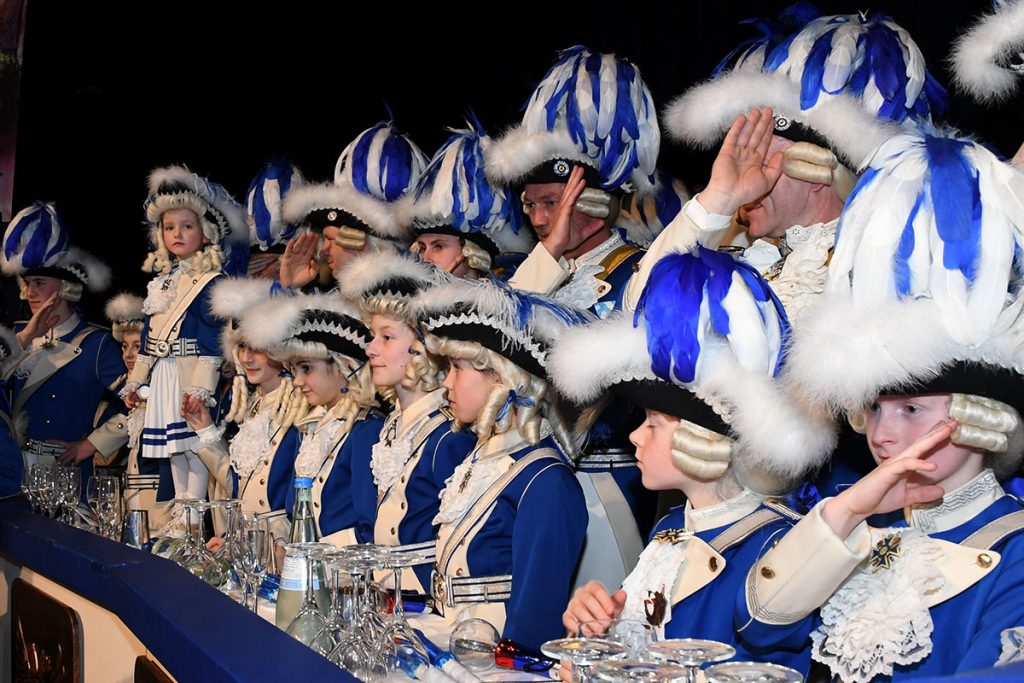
9 1 1019 321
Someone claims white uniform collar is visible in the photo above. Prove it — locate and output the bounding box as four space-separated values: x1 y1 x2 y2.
908 468 1004 534
684 488 763 533
49 313 82 340
565 232 624 271
393 388 447 437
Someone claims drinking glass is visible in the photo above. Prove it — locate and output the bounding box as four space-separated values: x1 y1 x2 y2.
541 638 627 683
284 542 334 649
703 662 803 683
591 660 690 682
235 518 273 613
648 639 736 683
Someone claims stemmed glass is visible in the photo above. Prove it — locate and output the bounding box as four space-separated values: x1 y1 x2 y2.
579 619 658 660
234 516 273 613
541 638 627 683
329 545 388 676
702 662 803 683
37 466 62 519
86 475 119 538
284 542 335 649
205 499 240 588
648 639 736 683
22 464 43 512
180 500 218 582
374 547 433 675
591 660 690 682
56 467 81 525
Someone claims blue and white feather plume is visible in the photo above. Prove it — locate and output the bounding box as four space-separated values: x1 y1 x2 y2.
246 159 305 251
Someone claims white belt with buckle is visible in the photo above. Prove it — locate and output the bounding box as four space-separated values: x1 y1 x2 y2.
432 568 513 609
145 338 200 358
23 439 64 458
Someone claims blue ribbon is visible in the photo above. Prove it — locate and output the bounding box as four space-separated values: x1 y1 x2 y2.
497 388 536 422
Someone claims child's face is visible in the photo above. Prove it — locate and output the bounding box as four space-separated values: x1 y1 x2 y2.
238 344 281 388
366 314 417 389
442 358 498 425
865 394 982 491
162 208 207 260
121 331 141 373
290 357 346 408
630 408 686 491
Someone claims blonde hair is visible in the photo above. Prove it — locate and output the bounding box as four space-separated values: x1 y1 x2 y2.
333 226 368 251
671 419 733 481
224 345 308 433
425 334 579 459
950 393 1024 478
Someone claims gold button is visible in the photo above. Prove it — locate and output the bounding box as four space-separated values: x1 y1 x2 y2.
314 502 319 508
319 477 324 483
760 566 775 579
259 499 265 506
117 423 124 430
400 476 405 484
455 568 463 576
260 479 266 485
631 262 640 273
764 498 779 505
391 527 396 535
459 539 466 547
709 557 718 572
772 539 780 548
400 502 405 510
977 553 993 568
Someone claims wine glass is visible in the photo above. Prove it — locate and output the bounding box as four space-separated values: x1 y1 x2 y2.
541 638 627 683
703 661 803 683
204 499 240 588
38 466 61 519
180 501 218 582
284 542 334 649
235 517 273 613
578 619 657 660
22 464 42 512
57 466 81 525
86 475 119 538
591 660 691 682
329 545 387 676
648 639 736 683
374 547 433 674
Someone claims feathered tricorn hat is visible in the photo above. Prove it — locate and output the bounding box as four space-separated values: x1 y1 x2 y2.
485 45 660 197
241 292 370 365
2 202 111 296
785 128 1024 431
549 248 837 488
400 117 534 261
145 165 249 245
246 158 305 252
409 277 592 379
666 12 945 171
104 293 145 343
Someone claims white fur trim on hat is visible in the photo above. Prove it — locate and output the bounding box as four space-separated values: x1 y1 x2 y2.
335 250 439 305
209 277 276 322
950 1 1024 104
239 292 366 361
484 126 596 187
59 246 112 293
663 69 902 171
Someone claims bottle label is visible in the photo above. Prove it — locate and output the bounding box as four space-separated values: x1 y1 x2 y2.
279 554 321 591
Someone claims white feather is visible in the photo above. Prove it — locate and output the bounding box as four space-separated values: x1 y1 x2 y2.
335 251 439 304
209 277 275 321
104 293 145 325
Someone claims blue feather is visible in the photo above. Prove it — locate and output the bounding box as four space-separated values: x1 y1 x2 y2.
925 135 980 283
799 31 835 108
349 124 383 197
893 192 924 296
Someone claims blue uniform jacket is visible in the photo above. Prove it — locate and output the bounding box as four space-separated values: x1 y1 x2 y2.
736 494 1024 679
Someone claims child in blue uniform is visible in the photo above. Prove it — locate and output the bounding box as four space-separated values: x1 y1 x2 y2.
550 249 834 675
337 251 476 593
1 202 124 481
410 276 589 649
122 167 248 526
737 128 1024 681
243 292 383 547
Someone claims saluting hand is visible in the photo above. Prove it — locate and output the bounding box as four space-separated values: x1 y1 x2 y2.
540 165 588 260
699 107 784 217
16 293 62 348
278 232 321 289
822 419 956 539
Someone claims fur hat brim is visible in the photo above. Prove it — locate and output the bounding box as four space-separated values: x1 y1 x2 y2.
484 126 597 188
663 69 902 171
950 1 1024 104
147 166 248 246
281 182 409 242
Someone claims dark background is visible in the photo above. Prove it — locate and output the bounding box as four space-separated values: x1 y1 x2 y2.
8 2 1020 320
